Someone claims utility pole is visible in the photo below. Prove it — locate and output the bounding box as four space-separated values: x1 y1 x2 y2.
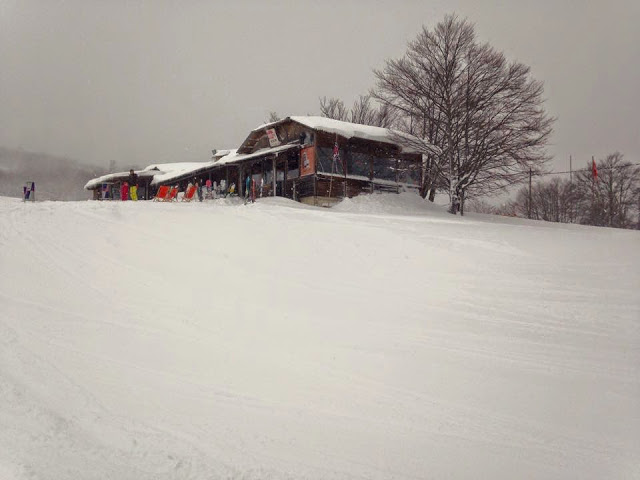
528 167 532 219
569 155 573 184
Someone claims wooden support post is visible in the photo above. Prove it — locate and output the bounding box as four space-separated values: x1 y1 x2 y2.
370 154 374 193
343 148 348 198
283 156 288 198
272 157 277 197
239 165 244 197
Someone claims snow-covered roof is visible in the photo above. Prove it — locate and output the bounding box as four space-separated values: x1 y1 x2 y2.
84 169 157 190
254 116 440 155
211 149 235 159
147 145 298 185
84 146 298 190
146 162 214 186
215 144 299 167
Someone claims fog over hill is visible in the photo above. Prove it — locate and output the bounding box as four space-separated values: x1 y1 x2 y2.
0 147 125 201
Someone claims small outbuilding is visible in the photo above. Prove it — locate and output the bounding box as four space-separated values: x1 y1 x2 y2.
84 169 158 200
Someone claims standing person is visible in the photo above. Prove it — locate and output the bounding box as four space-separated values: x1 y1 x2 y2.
259 176 264 198
245 175 251 202
120 182 129 201
128 169 138 201
196 179 203 202
205 179 212 199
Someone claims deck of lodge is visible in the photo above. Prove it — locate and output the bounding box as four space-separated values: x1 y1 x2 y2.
85 116 437 205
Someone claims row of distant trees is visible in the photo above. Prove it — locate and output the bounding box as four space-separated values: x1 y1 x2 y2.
470 153 640 229
318 14 554 216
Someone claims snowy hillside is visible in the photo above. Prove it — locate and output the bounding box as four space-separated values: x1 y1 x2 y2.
0 194 638 480
0 147 107 201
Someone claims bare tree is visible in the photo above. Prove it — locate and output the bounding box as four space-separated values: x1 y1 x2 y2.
508 153 639 229
466 198 519 217
514 177 580 223
636 184 640 230
267 111 281 123
466 198 497 214
319 95 396 128
372 14 554 214
319 97 348 122
574 153 639 228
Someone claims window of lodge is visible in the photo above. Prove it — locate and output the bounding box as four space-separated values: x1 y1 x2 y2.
347 152 370 178
373 156 397 182
398 159 420 185
316 147 344 176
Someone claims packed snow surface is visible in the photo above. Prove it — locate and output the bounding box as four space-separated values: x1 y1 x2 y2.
0 193 638 480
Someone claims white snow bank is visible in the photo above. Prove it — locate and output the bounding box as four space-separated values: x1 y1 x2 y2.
0 195 638 480
0 463 19 480
333 192 449 216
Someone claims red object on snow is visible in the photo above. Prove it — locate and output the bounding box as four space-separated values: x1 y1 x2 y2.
121 182 129 201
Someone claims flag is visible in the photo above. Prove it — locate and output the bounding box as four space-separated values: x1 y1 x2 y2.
592 157 598 181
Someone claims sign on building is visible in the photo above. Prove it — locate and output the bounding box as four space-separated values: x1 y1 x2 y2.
266 128 280 147
300 147 315 177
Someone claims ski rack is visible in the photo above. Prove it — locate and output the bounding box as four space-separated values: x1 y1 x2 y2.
23 181 35 202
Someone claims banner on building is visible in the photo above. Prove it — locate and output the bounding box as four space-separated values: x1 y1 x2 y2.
266 128 280 147
300 147 315 177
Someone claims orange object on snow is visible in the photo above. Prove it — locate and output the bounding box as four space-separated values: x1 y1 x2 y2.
153 185 170 201
181 185 197 202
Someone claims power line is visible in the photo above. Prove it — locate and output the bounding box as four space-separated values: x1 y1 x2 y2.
536 162 640 177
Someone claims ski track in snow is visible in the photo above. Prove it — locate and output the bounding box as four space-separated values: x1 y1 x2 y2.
0 194 639 480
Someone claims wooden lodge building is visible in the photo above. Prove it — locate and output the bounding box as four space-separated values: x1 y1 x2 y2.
85 116 438 205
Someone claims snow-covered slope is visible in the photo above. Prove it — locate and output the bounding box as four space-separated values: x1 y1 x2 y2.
0 194 638 480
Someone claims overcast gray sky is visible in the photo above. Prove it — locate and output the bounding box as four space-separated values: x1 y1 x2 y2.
1 0 638 172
